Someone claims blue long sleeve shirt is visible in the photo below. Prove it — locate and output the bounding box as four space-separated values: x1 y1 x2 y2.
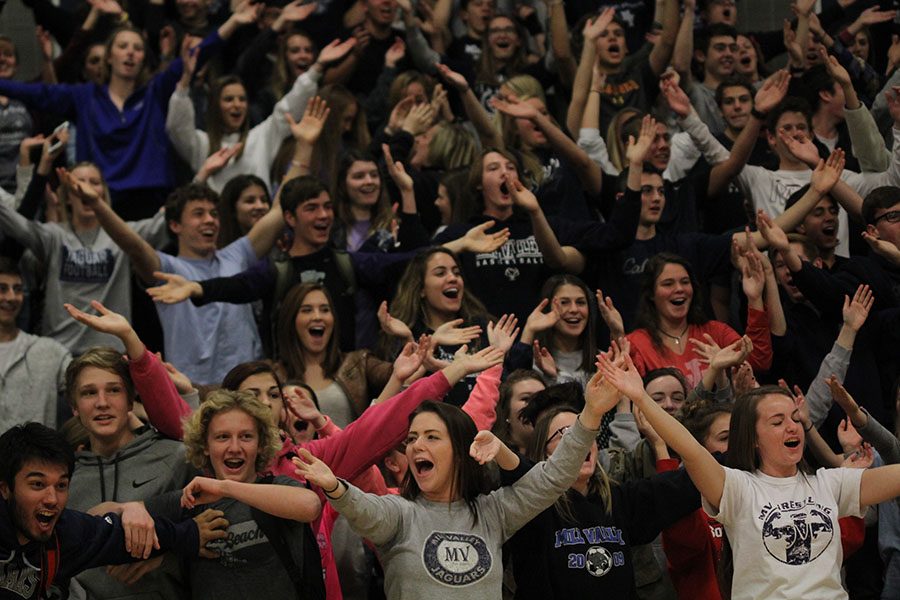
0 31 222 194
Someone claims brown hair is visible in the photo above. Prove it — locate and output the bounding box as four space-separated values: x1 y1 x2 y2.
276 283 343 381
65 347 135 408
207 75 249 158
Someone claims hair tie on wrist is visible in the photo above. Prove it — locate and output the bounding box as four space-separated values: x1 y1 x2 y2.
323 480 340 495
751 108 767 121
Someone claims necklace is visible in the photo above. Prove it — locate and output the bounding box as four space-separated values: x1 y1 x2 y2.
659 325 689 345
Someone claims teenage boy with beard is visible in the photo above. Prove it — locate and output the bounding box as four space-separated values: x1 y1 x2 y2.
77 180 286 384
0 423 207 600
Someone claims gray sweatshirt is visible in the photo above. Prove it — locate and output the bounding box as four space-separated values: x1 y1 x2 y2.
0 330 70 431
68 428 194 600
330 416 598 599
0 201 167 354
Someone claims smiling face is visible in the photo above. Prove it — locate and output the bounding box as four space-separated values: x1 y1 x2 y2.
647 123 671 171
285 192 333 251
639 172 666 227
849 31 870 62
234 184 270 234
0 272 24 329
720 84 753 132
422 252 464 319
703 412 731 454
1 460 69 545
406 411 456 501
237 372 284 428
205 409 260 482
294 289 334 356
552 284 589 340
702 35 736 80
72 366 133 447
544 411 597 486
171 199 220 258
461 0 494 36
767 111 810 159
107 30 145 81
0 39 16 80
487 16 520 61
754 394 804 477
734 35 758 78
653 262 693 325
345 160 381 211
281 384 317 442
218 82 248 132
646 375 686 416
595 22 627 67
366 0 397 26
797 197 839 251
481 151 516 215
286 33 315 78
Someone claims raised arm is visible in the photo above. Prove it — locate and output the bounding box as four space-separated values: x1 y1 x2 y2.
509 174 584 272
599 351 726 510
436 63 501 147
647 0 679 76
59 169 161 283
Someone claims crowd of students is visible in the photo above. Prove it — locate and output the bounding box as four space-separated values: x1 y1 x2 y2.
3 0 900 598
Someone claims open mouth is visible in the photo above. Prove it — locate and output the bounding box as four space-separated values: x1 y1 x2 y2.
293 420 309 433
499 182 510 196
93 414 115 423
223 458 245 469
36 511 56 525
740 56 752 66
200 228 217 240
722 9 731 18
442 287 460 299
822 225 836 237
562 316 583 326
784 439 801 449
670 298 687 306
496 40 511 50
414 459 434 475
308 325 326 339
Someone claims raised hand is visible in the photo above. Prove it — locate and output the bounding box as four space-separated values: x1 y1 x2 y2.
385 36 406 68
387 96 415 134
827 375 868 430
287 96 330 145
200 143 242 176
842 284 873 331
584 370 620 417
486 314 520 354
842 443 875 469
469 430 505 465
853 5 897 30
157 353 194 394
456 220 510 253
778 129 819 166
810 149 845 195
837 417 863 454
582 7 615 41
821 50 851 90
886 86 900 126
508 174 540 213
35 26 53 62
88 0 124 15
532 341 558 379
283 384 323 426
430 83 453 122
861 229 900 265
756 210 790 252
741 248 766 301
432 319 482 346
660 75 691 118
316 37 357 67
596 352 645 402
146 271 201 304
401 102 437 136
888 35 900 76
181 476 226 509
119 502 158 559
491 94 539 121
731 361 757 396
193 508 228 559
525 298 561 334
231 1 264 26
57 167 102 207
392 336 430 382
278 0 317 25
383 143 413 192
377 300 414 340
595 289 624 338
436 63 469 92
451 344 505 374
754 69 791 114
64 300 134 339
625 115 656 166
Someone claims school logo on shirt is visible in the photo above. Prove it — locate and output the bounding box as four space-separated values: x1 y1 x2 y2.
759 496 834 565
0 559 39 599
59 247 115 283
422 531 492 586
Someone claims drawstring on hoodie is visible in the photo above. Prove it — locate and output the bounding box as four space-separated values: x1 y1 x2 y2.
97 457 107 502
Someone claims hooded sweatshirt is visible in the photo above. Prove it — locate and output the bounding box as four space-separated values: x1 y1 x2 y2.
0 331 70 432
67 427 194 600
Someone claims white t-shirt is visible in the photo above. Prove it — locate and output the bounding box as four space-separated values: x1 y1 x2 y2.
703 466 864 600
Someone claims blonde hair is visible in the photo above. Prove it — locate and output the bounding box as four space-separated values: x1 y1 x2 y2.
182 389 282 475
57 162 111 229
497 75 548 187
427 122 478 170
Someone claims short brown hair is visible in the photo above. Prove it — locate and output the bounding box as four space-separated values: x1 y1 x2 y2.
65 347 134 408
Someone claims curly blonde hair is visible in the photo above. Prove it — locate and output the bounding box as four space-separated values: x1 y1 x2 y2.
182 389 282 475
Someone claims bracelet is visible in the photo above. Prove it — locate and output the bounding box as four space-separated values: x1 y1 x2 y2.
804 423 813 433
590 88 603 94
750 108 767 121
323 480 341 496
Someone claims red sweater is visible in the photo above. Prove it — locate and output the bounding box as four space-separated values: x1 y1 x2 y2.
627 309 773 388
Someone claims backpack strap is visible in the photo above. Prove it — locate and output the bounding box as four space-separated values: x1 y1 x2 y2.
332 249 356 296
273 258 295 307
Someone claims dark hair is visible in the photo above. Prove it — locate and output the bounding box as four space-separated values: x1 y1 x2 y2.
65 347 135 408
725 385 812 473
765 97 812 133
644 367 689 395
400 402 493 523
276 283 343 380
715 74 755 107
476 14 529 87
695 23 738 55
218 174 270 248
518 382 584 426
797 64 837 114
458 148 522 222
862 186 900 226
207 75 249 157
0 256 21 277
164 183 219 229
768 232 820 264
493 369 545 448
0 423 75 490
680 400 733 446
440 168 471 225
281 175 330 216
221 360 284 395
535 275 597 373
333 149 393 234
634 253 708 348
